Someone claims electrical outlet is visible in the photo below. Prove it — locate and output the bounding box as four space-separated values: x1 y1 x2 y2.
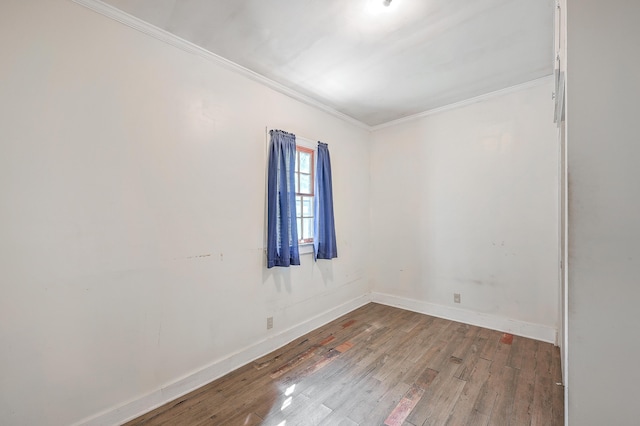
267 317 273 329
454 293 461 304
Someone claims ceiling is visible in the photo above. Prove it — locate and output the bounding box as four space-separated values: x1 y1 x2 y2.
99 0 554 127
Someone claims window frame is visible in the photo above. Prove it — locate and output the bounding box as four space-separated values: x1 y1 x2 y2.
294 145 315 245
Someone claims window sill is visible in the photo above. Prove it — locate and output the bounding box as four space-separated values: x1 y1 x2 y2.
299 243 314 255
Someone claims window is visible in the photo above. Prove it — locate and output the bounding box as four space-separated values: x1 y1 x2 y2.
294 146 314 244
266 129 336 267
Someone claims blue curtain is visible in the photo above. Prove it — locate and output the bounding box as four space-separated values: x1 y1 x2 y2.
267 130 300 268
314 142 338 260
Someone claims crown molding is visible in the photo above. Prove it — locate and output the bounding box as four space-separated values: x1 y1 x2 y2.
72 0 553 133
71 0 371 130
371 75 554 131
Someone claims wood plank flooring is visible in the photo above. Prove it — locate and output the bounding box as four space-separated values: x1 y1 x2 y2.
125 303 563 426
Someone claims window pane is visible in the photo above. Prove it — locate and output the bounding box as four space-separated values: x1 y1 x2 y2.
297 218 302 237
295 174 299 193
300 174 311 194
299 152 311 173
296 196 302 217
302 197 312 216
303 218 313 240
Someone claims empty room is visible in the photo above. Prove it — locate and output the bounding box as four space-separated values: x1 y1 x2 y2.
2 0 638 425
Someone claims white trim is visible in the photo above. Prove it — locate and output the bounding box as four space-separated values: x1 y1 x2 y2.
71 293 372 426
371 292 557 344
70 291 557 425
370 75 554 131
71 0 369 131
298 242 315 255
294 135 318 149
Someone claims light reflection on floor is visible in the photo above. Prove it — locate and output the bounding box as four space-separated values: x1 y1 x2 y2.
280 383 296 411
280 396 293 411
285 384 296 396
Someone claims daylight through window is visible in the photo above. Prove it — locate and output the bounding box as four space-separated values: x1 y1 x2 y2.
295 146 314 243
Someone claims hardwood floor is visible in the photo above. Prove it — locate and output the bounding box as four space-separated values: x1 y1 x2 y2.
125 303 563 426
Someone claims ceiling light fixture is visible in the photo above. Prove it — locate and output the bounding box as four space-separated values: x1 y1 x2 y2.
383 0 392 6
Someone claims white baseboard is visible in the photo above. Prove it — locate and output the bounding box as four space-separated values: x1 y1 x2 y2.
72 293 371 426
371 292 557 344
72 291 555 425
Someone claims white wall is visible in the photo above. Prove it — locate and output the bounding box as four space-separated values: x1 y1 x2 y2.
0 1 370 425
369 81 559 338
566 1 640 424
0 1 565 425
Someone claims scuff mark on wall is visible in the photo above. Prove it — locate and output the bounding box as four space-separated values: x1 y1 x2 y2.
174 254 212 260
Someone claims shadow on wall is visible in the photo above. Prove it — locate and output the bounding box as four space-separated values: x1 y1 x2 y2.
262 262 293 294
317 259 334 286
260 254 336 293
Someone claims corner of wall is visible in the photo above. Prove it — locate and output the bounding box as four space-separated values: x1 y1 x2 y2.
371 292 557 344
